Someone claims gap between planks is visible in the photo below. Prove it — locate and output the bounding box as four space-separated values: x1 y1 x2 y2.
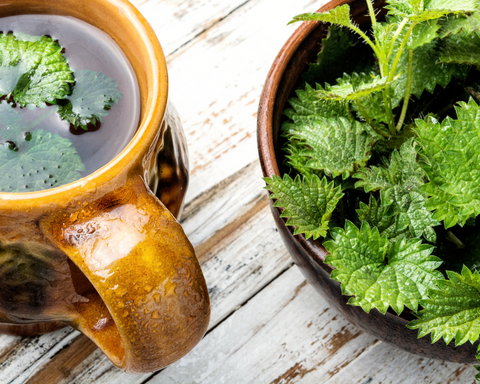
130 0 256 57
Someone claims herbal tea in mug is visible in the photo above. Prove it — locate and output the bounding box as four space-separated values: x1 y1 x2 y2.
0 15 140 191
0 1 210 374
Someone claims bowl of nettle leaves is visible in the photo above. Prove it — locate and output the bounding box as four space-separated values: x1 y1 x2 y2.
258 0 480 372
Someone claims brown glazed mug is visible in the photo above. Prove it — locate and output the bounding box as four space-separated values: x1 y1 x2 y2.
0 0 210 374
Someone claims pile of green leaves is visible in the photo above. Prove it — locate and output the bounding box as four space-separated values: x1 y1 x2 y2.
0 32 122 192
264 0 480 377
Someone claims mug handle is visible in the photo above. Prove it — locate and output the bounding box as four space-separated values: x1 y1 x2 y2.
40 176 210 373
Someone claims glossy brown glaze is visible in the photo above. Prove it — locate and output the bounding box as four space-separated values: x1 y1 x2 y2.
0 0 209 374
150 103 190 218
0 322 66 336
257 0 478 364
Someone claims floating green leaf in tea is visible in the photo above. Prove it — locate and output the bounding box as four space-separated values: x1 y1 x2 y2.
0 102 84 192
0 33 74 107
58 69 122 130
0 27 124 192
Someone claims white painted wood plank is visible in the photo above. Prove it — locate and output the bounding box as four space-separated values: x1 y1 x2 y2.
144 266 376 384
12 203 293 383
181 161 265 247
56 347 129 384
1 328 79 384
132 0 252 57
78 207 292 383
323 340 477 384
165 0 329 203
0 334 20 360
202 206 293 327
144 266 475 384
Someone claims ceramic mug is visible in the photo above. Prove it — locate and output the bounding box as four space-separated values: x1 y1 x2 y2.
0 0 210 374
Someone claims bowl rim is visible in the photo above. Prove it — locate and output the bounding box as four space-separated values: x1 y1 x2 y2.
0 0 168 207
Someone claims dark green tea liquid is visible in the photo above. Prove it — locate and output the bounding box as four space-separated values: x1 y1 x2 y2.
0 15 140 182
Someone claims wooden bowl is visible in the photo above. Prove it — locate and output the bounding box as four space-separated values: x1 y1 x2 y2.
257 0 478 364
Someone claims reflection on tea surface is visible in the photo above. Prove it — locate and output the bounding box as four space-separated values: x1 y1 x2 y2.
0 15 140 192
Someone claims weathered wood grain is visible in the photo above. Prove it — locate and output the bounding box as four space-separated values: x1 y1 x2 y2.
323 340 477 384
165 0 328 203
133 0 253 56
24 336 97 384
145 267 475 384
145 266 377 384
181 161 266 252
1 328 79 384
13 162 292 383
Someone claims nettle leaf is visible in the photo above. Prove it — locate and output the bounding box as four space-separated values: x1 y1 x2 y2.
283 140 320 178
0 128 84 193
58 69 122 130
439 32 480 66
315 75 389 101
355 139 439 241
425 0 476 13
409 19 441 50
356 195 409 240
440 12 480 38
0 103 84 192
373 21 398 56
336 71 389 124
412 10 472 24
408 266 480 347
282 83 350 134
302 25 373 86
0 33 74 107
290 117 376 179
0 101 22 127
264 174 343 240
289 5 356 30
391 40 466 108
416 99 480 228
385 0 423 18
386 0 476 19
324 221 443 315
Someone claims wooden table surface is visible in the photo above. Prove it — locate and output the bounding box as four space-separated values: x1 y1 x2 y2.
1 0 477 383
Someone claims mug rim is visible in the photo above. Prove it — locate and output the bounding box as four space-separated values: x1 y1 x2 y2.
0 0 168 205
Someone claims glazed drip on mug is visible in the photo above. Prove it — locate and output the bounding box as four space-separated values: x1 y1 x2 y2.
0 15 140 192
